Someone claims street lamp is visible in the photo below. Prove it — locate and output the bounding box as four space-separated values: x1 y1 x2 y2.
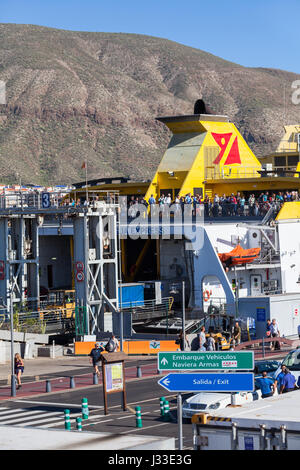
9 282 16 397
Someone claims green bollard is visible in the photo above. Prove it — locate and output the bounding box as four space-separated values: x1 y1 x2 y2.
160 397 166 417
163 400 170 421
81 397 89 419
64 409 71 430
76 417 82 431
135 406 142 428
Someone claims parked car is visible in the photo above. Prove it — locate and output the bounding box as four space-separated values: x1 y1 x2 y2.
182 390 261 420
254 360 281 378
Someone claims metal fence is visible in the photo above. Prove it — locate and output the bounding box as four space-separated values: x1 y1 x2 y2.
0 190 120 211
0 307 76 335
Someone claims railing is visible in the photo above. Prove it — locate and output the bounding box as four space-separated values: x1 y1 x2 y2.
205 167 261 180
276 138 300 153
235 335 299 358
0 190 120 211
123 296 174 322
0 307 76 334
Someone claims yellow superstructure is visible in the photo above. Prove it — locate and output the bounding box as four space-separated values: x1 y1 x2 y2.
69 114 300 204
145 113 262 202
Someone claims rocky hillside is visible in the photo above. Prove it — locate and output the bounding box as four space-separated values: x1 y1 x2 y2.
0 23 299 185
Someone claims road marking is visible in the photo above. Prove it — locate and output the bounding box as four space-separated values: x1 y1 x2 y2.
126 405 135 414
82 419 113 427
21 411 86 427
14 393 176 411
0 410 64 425
0 409 45 421
121 422 170 434
0 408 35 416
117 412 150 420
14 400 103 409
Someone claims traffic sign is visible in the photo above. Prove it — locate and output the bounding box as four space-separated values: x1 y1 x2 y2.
158 351 254 371
158 373 254 393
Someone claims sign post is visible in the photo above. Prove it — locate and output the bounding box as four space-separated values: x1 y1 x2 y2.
101 352 128 415
158 351 254 372
158 372 254 393
158 350 254 450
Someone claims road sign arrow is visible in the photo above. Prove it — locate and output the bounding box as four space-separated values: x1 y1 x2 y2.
158 373 254 392
161 358 168 366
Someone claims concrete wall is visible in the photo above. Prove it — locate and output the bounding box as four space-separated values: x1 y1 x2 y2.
278 221 300 295
238 293 300 338
0 426 175 450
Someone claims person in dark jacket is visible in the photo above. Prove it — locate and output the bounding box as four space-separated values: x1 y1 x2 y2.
89 343 104 377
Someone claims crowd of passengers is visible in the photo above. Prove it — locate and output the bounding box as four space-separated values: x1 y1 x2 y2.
62 190 299 218
126 190 299 218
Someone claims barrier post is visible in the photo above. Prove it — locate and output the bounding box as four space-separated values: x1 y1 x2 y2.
136 363 142 378
160 397 166 417
64 409 71 430
76 417 82 431
46 380 51 393
82 397 89 419
163 400 170 421
135 406 142 428
70 376 75 388
93 372 98 385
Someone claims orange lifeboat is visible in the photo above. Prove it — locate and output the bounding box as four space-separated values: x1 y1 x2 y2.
218 244 260 266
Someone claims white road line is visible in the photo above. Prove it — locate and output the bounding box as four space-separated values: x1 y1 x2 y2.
121 422 170 434
0 409 45 421
14 394 176 411
82 419 113 427
116 412 150 420
39 413 83 428
0 408 39 416
14 400 103 409
0 410 64 425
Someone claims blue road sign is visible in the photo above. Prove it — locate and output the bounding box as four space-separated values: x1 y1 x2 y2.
158 373 254 393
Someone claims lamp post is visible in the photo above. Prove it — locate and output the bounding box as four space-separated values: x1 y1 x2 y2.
9 282 16 397
182 281 185 351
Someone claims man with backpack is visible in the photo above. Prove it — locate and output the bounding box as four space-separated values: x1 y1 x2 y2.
105 334 119 353
89 343 104 377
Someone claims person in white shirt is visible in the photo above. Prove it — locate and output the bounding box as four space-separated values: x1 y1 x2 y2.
164 194 172 205
270 319 280 350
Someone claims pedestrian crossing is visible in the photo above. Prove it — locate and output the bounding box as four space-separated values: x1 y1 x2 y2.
0 405 80 429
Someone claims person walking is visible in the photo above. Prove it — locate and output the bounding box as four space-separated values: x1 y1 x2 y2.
105 334 119 352
14 353 24 390
280 368 297 394
233 321 241 346
198 326 207 351
270 318 280 350
256 370 275 398
177 330 190 351
89 343 104 377
206 333 215 351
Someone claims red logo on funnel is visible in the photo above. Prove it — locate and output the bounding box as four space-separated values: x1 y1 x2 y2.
212 133 241 165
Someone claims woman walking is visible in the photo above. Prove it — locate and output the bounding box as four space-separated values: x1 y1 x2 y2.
14 353 24 390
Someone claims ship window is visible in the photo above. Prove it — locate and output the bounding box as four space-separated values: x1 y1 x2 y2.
274 156 286 167
288 155 299 167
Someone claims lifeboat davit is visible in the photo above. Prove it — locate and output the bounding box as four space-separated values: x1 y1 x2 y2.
218 244 260 266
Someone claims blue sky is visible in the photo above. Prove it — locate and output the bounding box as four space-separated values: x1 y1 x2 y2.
1 0 300 74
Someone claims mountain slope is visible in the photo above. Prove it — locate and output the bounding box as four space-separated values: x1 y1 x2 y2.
0 23 299 185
